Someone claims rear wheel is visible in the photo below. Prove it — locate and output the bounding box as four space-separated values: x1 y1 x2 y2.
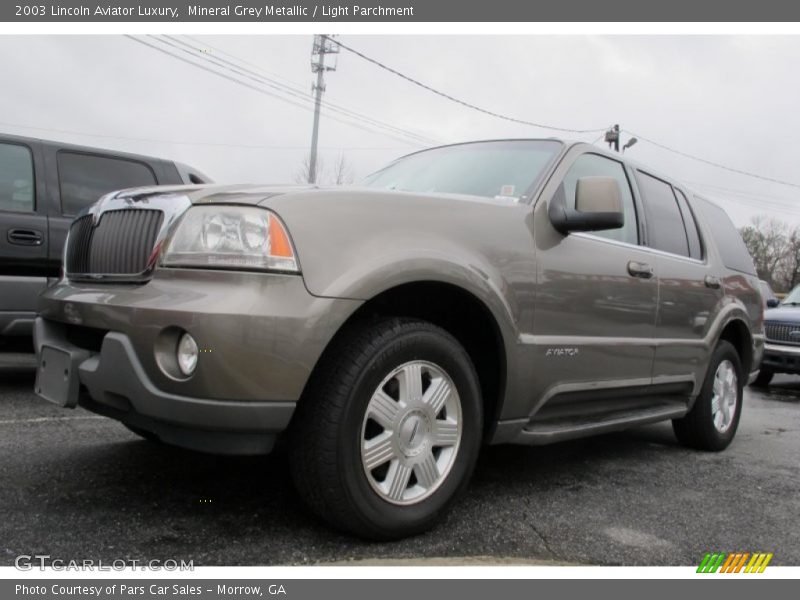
289 318 483 540
673 340 743 451
751 367 774 387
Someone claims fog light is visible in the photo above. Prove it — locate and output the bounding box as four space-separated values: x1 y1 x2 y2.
176 333 198 376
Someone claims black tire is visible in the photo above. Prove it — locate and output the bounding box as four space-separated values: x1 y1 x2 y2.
123 423 161 443
672 340 743 451
289 317 483 540
751 368 774 387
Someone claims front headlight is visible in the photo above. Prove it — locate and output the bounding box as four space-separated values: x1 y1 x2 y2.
162 206 299 272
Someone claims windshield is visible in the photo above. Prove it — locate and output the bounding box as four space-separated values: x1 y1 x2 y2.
362 140 562 200
783 286 800 305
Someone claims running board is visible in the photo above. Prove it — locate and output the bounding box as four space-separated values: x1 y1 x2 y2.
513 400 689 446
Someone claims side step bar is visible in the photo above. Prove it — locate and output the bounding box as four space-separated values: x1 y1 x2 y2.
513 400 689 446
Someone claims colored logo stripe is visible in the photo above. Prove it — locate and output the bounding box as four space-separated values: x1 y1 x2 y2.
697 552 773 573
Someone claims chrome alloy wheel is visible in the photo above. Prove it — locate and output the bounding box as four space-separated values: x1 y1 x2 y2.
711 359 738 433
360 360 462 505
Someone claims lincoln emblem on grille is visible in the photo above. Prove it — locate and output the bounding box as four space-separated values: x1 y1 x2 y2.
790 331 800 339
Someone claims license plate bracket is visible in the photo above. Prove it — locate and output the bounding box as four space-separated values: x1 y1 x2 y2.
35 345 88 408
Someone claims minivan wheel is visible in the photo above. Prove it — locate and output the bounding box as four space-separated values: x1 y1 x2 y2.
289 318 482 540
752 368 774 387
672 340 743 451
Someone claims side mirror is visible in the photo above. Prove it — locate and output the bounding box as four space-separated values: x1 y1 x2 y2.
767 298 780 308
549 176 625 235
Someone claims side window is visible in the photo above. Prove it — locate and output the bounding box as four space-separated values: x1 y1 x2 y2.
0 143 35 213
58 152 157 216
694 196 756 275
562 153 638 245
674 189 702 260
637 172 690 257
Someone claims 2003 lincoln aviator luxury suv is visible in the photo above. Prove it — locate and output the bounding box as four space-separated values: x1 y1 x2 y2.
34 139 764 539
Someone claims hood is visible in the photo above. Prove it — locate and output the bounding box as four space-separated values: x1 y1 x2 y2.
111 183 524 210
765 305 800 322
110 183 313 206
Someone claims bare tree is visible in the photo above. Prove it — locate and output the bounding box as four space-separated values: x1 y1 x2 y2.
739 216 800 292
293 154 324 184
785 229 800 290
333 152 353 185
331 152 354 185
295 152 354 185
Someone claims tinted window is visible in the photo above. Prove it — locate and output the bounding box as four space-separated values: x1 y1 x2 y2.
58 152 157 216
637 172 689 257
694 196 756 275
0 143 35 213
562 153 638 244
363 140 561 200
674 189 702 260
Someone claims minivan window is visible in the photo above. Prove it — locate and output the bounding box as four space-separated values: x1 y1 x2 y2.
674 188 702 260
0 143 35 213
637 172 690 257
58 152 157 216
694 196 757 275
561 153 638 245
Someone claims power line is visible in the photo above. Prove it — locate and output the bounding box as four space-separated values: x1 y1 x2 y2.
334 38 608 135
125 35 433 148
689 183 798 214
626 130 800 190
0 120 408 151
335 38 799 191
156 35 435 145
699 191 799 218
156 35 439 146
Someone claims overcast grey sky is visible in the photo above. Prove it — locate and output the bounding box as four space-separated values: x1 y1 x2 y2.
0 35 798 226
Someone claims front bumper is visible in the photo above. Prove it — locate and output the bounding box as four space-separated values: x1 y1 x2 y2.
34 269 361 454
761 342 800 375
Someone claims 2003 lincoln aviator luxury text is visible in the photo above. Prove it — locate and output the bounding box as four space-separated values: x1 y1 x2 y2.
34 140 764 539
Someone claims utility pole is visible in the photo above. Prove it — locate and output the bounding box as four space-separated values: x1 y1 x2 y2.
308 34 339 184
605 124 620 153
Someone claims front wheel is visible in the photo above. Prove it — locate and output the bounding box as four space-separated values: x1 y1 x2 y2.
289 318 483 540
673 340 743 451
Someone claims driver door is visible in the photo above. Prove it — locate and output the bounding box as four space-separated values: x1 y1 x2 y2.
530 152 658 406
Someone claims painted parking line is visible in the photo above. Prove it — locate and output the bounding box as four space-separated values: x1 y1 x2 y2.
0 416 104 425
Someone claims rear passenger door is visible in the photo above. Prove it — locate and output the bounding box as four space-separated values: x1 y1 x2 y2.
44 149 159 270
635 172 722 386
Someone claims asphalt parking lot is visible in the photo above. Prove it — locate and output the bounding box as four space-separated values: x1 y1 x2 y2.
1 353 798 567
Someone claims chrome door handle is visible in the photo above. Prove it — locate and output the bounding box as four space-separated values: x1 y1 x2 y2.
704 275 722 289
627 261 654 279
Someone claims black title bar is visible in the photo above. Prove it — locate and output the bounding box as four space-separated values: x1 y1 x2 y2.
3 0 800 22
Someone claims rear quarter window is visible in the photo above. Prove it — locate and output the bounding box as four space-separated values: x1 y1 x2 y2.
57 152 157 216
693 196 756 275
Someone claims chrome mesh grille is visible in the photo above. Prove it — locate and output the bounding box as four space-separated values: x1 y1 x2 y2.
66 209 163 278
764 322 800 345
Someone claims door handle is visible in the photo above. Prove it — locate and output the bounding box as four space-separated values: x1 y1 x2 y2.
627 261 654 279
704 275 722 289
7 228 44 246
